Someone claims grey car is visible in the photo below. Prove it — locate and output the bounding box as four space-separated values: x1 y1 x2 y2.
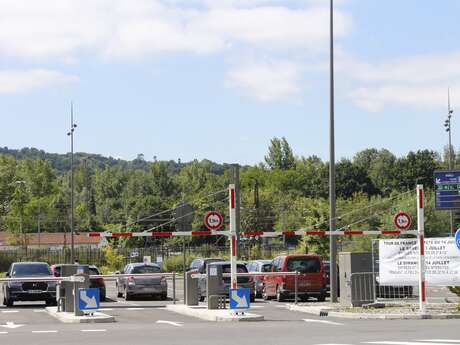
2 262 57 307
246 260 273 298
116 263 167 300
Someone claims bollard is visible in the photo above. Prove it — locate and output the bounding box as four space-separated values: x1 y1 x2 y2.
173 272 176 305
294 271 298 304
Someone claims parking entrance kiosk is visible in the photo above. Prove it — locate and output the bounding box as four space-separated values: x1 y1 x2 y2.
59 264 90 315
185 270 199 306
207 265 225 309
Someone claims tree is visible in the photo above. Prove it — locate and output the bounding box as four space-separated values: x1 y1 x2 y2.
265 137 295 170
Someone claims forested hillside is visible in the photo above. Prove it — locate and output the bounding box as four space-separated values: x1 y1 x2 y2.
0 138 453 253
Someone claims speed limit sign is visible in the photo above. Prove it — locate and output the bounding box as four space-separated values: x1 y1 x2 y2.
393 212 412 230
204 211 223 230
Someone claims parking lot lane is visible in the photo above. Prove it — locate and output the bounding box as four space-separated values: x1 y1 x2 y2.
0 307 57 325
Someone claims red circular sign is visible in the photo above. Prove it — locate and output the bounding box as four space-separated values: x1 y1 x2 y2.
204 211 223 230
393 212 412 230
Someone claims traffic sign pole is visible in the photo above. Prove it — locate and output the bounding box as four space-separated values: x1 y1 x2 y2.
229 184 237 290
417 184 426 314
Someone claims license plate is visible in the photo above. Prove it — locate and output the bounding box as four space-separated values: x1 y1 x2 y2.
27 290 43 294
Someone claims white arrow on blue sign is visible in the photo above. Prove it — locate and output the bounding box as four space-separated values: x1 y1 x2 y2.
78 288 100 311
229 288 250 310
455 229 460 251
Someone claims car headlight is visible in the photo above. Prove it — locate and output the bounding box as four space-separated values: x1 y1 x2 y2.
47 282 57 289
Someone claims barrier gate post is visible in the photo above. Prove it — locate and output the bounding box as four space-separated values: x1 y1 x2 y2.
417 184 426 314
229 184 237 291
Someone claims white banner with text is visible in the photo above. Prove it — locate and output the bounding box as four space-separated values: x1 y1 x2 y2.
379 237 460 286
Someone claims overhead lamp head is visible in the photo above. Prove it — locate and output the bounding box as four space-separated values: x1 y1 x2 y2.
446 128 450 132
450 110 454 114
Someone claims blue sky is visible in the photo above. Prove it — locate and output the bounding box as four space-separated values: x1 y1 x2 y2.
0 0 459 164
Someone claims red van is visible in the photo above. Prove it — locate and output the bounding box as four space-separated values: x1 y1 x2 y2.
262 254 326 302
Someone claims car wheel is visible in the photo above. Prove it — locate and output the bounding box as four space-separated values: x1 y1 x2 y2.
3 297 13 307
276 286 285 302
250 294 255 303
317 294 326 302
46 299 57 307
262 288 270 301
161 293 167 301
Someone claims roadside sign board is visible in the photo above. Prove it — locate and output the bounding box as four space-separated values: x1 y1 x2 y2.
229 288 250 310
143 256 151 265
456 229 460 251
78 288 100 311
130 251 139 258
204 211 223 230
434 170 460 210
393 212 412 230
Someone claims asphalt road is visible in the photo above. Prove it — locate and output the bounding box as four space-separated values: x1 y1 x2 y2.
0 281 458 345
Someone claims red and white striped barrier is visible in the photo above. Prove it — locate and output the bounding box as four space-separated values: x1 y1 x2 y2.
88 229 417 238
417 184 426 313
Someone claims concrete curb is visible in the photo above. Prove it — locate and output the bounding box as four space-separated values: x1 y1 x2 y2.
287 304 460 320
45 307 116 323
166 304 264 322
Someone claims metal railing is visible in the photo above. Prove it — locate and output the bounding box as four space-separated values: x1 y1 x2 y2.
0 272 179 305
350 272 417 305
189 271 301 304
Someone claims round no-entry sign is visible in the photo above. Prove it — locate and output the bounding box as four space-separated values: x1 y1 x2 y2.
455 229 460 251
393 212 412 230
204 211 223 230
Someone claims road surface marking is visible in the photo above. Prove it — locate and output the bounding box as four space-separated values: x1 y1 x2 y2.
156 320 183 327
81 329 107 332
1 311 18 313
33 310 47 313
127 308 145 310
0 331 8 335
1 322 24 329
98 308 113 311
250 305 264 309
32 330 58 334
303 319 344 326
416 341 460 344
365 341 460 345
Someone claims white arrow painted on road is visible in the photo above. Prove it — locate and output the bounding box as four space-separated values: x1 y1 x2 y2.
1 322 24 329
231 290 248 308
156 320 183 327
303 319 344 326
80 290 98 309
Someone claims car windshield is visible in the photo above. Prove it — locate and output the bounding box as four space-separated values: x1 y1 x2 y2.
12 264 51 277
89 267 100 275
221 265 247 273
287 258 321 273
262 264 272 272
131 266 160 274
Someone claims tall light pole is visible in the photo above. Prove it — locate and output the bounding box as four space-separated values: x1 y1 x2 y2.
444 89 454 236
67 103 77 263
329 0 338 303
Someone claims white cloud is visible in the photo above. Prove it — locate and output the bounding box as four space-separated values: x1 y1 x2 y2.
344 52 460 111
226 60 303 102
0 0 351 61
0 69 79 93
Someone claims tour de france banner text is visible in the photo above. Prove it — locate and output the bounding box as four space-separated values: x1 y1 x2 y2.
379 238 460 286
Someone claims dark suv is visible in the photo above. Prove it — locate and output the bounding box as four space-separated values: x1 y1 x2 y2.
2 262 57 307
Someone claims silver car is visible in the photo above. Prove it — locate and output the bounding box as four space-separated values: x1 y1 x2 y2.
116 263 167 300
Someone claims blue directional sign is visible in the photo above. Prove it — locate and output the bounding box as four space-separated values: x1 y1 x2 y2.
455 229 460 251
78 288 100 311
229 288 250 310
434 170 460 210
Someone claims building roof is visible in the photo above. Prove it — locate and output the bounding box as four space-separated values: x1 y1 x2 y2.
0 232 102 246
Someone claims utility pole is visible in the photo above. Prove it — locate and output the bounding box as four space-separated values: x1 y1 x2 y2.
231 165 241 251
329 0 338 303
445 89 455 236
67 102 77 263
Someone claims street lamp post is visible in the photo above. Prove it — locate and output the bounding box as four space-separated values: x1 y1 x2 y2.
67 103 77 263
329 0 338 303
444 89 454 236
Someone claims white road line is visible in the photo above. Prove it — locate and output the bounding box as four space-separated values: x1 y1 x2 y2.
126 308 145 311
249 305 264 309
1 311 18 313
303 319 344 326
0 331 8 335
81 329 107 332
156 320 183 327
32 330 58 334
98 308 113 311
416 341 460 344
33 310 47 313
365 342 460 345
